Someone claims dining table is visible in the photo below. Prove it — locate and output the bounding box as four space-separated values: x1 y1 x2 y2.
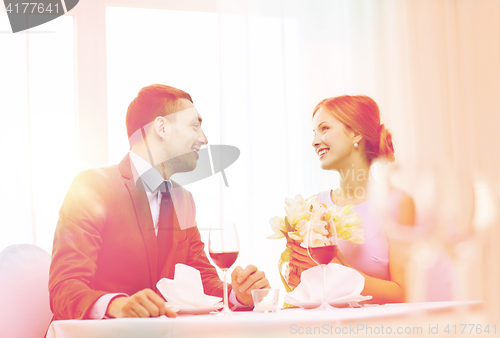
45 301 492 338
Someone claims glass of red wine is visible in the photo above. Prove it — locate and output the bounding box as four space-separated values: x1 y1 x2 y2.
306 221 338 310
209 222 239 315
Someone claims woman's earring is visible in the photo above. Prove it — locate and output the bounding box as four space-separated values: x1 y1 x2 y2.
354 142 358 148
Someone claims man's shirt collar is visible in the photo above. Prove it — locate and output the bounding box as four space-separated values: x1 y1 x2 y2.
129 151 171 193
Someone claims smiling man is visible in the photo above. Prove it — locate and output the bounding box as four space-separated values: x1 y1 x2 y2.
49 84 270 320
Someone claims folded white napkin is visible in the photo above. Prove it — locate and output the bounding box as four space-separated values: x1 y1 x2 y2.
156 264 223 308
284 264 369 305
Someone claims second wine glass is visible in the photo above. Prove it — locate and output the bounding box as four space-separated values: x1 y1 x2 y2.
306 221 338 310
208 222 239 315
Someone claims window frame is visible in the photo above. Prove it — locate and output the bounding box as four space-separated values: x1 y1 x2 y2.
68 0 216 170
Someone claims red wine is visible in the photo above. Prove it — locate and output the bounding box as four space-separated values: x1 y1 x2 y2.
210 251 239 269
309 245 337 265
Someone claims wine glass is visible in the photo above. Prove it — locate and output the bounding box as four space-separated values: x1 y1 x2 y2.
208 222 239 315
306 221 338 310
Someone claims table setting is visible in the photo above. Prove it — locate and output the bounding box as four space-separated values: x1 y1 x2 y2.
46 299 485 338
154 261 373 316
284 264 372 309
46 255 486 338
45 197 489 338
156 264 224 315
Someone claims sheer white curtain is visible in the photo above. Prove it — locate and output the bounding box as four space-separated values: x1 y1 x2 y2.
0 14 75 254
215 0 500 308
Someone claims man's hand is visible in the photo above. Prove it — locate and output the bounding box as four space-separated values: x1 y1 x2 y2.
106 288 177 318
231 265 270 305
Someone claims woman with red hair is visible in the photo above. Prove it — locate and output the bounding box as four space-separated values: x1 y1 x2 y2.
287 95 415 304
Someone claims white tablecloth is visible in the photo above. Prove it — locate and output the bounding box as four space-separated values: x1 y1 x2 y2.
47 301 485 338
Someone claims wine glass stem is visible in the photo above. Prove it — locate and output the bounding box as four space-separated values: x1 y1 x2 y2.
322 264 327 305
223 268 229 311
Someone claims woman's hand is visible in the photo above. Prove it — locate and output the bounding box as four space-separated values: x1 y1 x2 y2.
287 241 316 270
286 240 350 289
287 241 348 269
286 263 301 289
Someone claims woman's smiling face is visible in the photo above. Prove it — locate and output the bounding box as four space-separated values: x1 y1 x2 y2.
311 107 356 171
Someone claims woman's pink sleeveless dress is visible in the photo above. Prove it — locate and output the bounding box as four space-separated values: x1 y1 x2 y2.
316 190 404 281
317 189 455 301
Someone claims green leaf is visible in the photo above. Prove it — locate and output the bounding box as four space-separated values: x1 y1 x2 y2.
280 229 289 239
284 217 292 232
267 233 285 239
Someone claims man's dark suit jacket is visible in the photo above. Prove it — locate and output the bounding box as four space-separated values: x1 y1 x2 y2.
49 155 224 320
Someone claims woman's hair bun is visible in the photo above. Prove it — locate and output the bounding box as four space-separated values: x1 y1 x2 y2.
378 124 395 162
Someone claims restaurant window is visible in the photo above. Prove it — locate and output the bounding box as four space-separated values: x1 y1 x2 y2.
0 15 75 253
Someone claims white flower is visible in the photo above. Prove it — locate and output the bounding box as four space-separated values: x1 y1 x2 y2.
310 219 329 236
267 216 286 239
269 194 364 245
331 205 364 243
288 219 308 241
302 227 331 248
311 202 328 221
296 219 329 247
284 195 310 225
305 195 321 210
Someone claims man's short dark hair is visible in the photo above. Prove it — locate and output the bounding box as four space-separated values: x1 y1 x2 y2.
126 84 193 142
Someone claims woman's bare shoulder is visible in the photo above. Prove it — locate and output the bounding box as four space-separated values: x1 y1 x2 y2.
390 189 415 226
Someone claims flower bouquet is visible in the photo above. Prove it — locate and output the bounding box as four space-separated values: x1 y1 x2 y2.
268 194 364 294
